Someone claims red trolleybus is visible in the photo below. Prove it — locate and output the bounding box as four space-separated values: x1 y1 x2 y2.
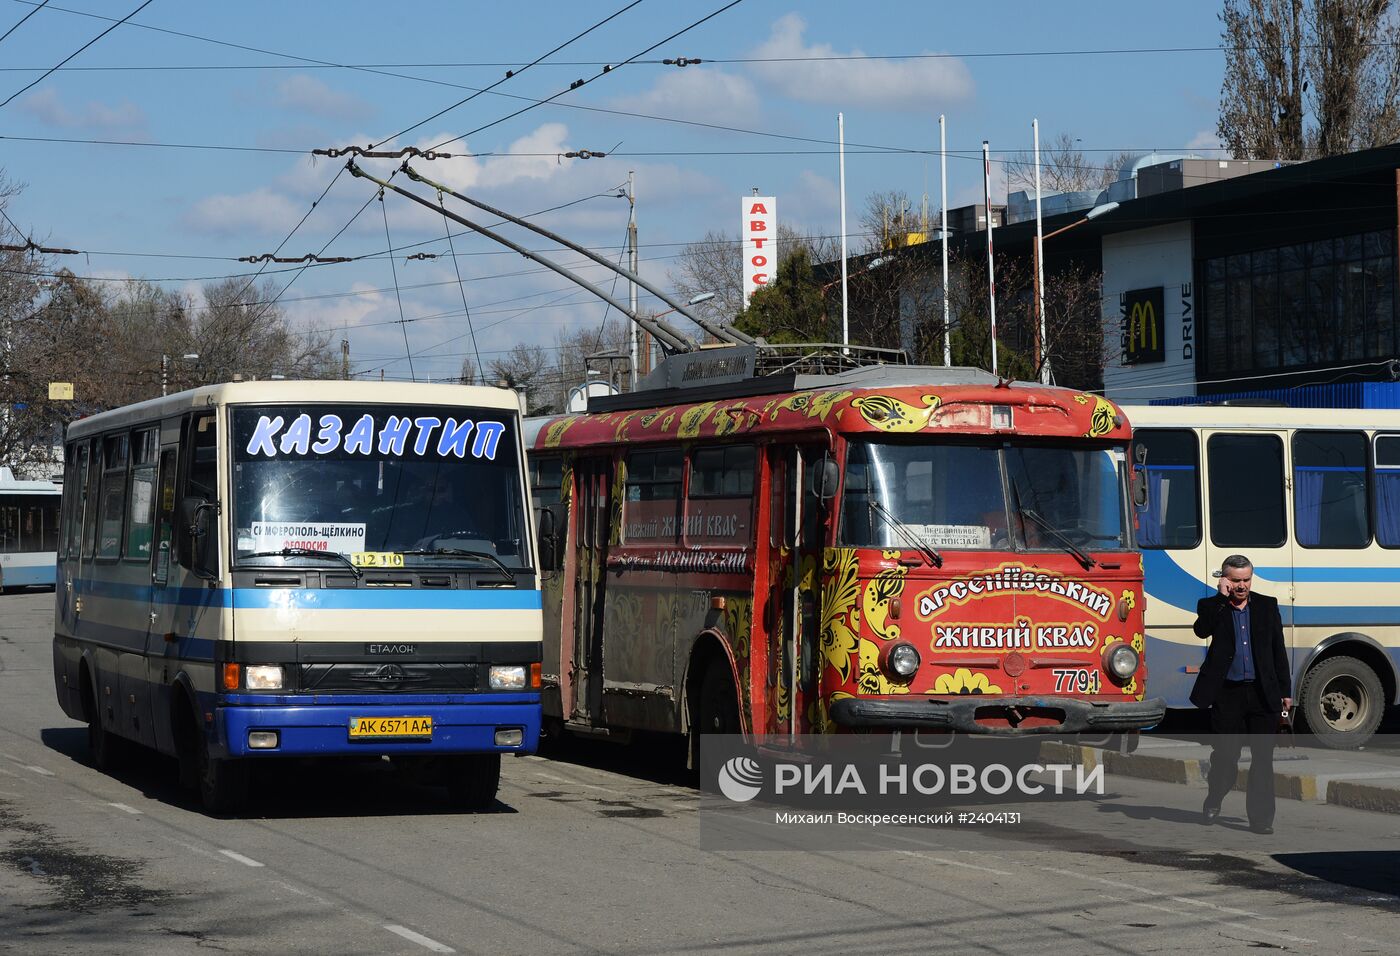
525 360 1163 750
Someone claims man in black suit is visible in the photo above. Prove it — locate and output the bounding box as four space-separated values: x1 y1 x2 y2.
1191 554 1292 834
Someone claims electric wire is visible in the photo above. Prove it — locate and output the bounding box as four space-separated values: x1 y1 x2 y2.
0 0 154 110
435 191 483 379
0 0 50 47
378 188 415 381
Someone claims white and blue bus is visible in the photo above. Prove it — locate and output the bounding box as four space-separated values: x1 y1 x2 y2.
0 466 61 591
1129 404 1400 748
52 381 543 812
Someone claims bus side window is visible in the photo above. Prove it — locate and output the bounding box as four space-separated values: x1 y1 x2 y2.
96 433 129 560
1293 430 1369 549
58 444 78 560
81 437 101 559
177 414 219 570
125 428 159 562
153 447 179 583
687 445 754 545
531 455 568 563
1134 429 1201 549
840 442 875 546
1207 433 1286 548
623 448 682 544
1375 434 1400 548
0 500 15 553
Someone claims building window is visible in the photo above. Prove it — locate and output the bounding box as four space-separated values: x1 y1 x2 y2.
1134 429 1201 549
1293 431 1369 549
1207 433 1286 548
1201 229 1397 377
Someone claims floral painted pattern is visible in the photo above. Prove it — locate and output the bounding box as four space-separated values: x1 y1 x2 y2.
819 548 860 684
851 393 942 432
930 668 1004 695
862 555 908 642
857 639 911 696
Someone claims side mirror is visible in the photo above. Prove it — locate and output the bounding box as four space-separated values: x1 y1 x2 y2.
1130 443 1149 509
807 455 840 504
536 503 566 572
180 496 220 579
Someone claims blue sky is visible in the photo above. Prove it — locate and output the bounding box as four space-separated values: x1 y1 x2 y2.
0 0 1232 384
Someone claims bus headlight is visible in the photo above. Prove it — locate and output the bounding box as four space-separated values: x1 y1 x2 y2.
887 643 921 681
244 665 284 690
1103 644 1139 681
489 665 527 690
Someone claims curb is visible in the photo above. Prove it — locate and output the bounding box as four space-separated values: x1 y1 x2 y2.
1037 741 1397 816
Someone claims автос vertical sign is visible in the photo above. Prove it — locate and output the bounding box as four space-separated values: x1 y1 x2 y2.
742 196 777 307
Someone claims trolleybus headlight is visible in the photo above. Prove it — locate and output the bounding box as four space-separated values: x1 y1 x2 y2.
244 665 284 690
887 643 921 681
1103 644 1139 681
489 665 527 690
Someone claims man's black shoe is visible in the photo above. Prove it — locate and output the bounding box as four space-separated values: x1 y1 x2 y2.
1250 823 1274 835
1202 802 1220 825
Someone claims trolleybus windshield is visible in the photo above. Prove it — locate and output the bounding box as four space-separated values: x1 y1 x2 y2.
841 440 1130 553
230 404 530 571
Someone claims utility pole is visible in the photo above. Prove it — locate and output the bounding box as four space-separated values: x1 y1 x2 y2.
341 339 350 380
627 171 638 391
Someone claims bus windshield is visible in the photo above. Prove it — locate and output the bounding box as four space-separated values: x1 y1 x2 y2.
840 439 1130 553
230 404 529 569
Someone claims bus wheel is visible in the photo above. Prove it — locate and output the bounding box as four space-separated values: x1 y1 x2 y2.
195 730 248 815
84 676 125 773
446 753 501 810
1299 656 1385 750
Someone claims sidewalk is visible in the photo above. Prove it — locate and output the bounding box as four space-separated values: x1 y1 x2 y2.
1040 734 1400 815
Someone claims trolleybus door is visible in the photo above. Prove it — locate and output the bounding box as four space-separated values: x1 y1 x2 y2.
768 445 825 739
573 456 611 724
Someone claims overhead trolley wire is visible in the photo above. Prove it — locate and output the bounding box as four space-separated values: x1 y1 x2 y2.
0 0 50 47
0 0 154 110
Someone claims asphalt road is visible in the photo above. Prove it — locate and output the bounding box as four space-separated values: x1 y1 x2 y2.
2 589 1399 955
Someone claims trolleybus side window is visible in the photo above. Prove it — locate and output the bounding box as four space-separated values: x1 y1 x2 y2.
125 428 159 561
1293 430 1369 549
0 500 15 552
531 456 563 509
687 445 753 545
1207 433 1286 548
1376 434 1400 548
623 448 682 543
96 433 129 560
1133 428 1202 549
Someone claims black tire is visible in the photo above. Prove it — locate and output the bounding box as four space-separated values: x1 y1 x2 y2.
84 676 126 773
195 727 249 815
1298 655 1385 750
446 753 501 810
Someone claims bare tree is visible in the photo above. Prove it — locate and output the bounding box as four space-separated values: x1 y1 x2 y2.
1004 133 1135 194
1219 0 1400 159
488 342 553 414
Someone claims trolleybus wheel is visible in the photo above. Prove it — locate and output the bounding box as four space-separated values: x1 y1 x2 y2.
195 729 249 815
83 677 126 773
1299 655 1384 750
446 753 501 810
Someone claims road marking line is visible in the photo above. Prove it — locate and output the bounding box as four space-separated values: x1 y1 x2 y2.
107 802 141 814
23 765 53 776
896 850 1013 876
384 925 455 953
1220 922 1317 945
1167 895 1260 919
219 849 265 868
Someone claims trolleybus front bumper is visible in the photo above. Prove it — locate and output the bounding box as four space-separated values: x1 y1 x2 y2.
214 693 541 757
828 695 1166 735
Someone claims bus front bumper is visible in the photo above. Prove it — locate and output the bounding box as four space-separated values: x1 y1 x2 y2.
215 694 541 757
828 695 1167 735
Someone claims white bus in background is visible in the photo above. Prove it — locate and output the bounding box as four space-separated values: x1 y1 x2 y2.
1129 404 1400 748
0 466 61 591
52 381 544 813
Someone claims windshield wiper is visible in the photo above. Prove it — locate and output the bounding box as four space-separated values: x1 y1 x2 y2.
398 548 518 582
868 499 943 568
1009 484 1096 570
239 547 363 578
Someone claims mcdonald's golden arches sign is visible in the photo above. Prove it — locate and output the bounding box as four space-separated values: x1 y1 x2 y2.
1124 287 1165 364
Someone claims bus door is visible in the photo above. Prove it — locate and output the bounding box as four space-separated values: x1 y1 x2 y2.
1201 429 1295 646
146 443 181 657
767 444 825 739
572 456 612 724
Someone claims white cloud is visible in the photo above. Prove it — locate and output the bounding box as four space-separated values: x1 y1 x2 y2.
611 69 761 128
17 89 148 135
275 75 374 123
747 14 973 112
182 187 305 237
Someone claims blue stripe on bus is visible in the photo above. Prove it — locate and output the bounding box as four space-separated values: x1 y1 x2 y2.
1256 566 1400 583
69 579 542 611
1294 466 1365 472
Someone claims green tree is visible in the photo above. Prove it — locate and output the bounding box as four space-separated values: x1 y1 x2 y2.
733 248 829 343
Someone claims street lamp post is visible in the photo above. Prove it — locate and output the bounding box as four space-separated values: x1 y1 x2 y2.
1031 202 1118 385
161 352 200 396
